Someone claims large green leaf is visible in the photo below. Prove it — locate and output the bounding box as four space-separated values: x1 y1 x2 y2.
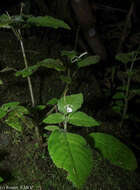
69 112 100 127
77 56 100 68
27 16 70 30
57 93 83 114
0 14 70 30
43 113 65 124
88 133 137 170
48 130 93 188
16 58 65 77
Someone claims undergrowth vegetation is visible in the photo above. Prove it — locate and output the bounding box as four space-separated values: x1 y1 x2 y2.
0 8 139 189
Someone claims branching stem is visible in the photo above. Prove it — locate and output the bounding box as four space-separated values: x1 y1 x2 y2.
120 52 137 128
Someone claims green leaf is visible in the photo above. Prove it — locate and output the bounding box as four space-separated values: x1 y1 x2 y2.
0 102 20 114
47 98 58 105
0 14 30 29
44 125 60 131
1 102 20 110
5 111 22 132
48 130 93 188
0 14 12 28
0 110 7 119
58 93 83 114
88 133 138 170
0 176 4 183
16 58 65 74
61 50 77 60
15 64 39 78
112 92 125 99
0 102 20 119
27 16 70 30
69 112 100 127
77 56 100 68
38 58 65 71
43 113 65 124
0 79 3 85
13 106 29 116
35 105 46 110
2 105 30 131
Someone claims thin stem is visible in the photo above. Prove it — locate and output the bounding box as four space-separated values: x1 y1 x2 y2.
6 12 35 107
64 116 68 132
64 120 67 132
120 53 137 128
6 11 39 144
18 30 35 107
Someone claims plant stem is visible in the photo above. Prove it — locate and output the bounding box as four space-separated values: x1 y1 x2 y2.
6 12 35 107
120 53 136 128
64 116 68 132
18 29 35 107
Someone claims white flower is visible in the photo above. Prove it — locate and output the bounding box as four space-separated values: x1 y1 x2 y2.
65 105 73 113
